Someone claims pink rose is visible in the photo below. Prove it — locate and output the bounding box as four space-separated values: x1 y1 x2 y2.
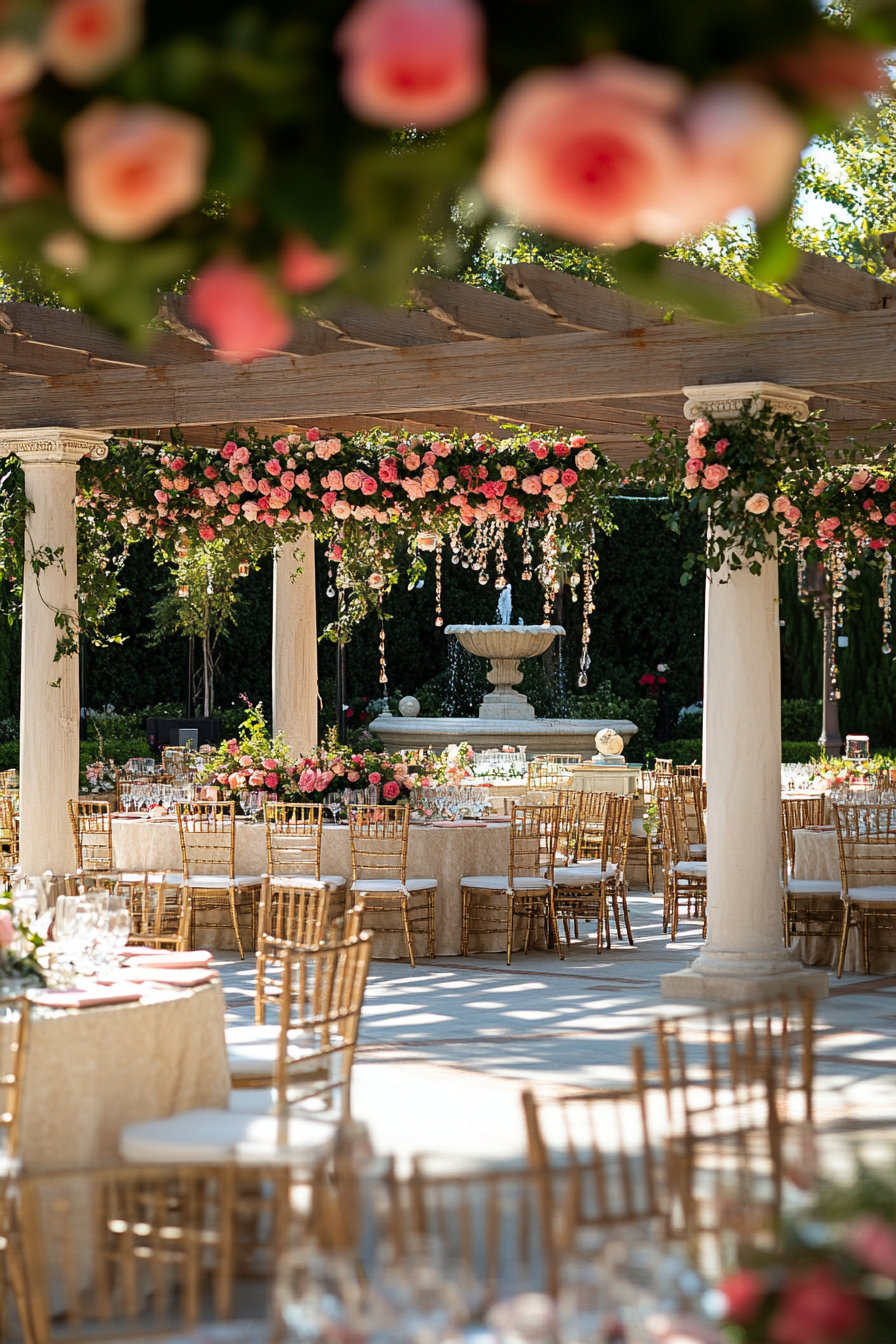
262 758 278 770
719 1270 766 1325
685 460 704 476
198 525 215 540
347 770 360 782
66 100 209 240
691 418 710 439
767 1267 865 1344
715 438 729 453
683 474 700 490
188 258 291 361
784 505 801 523
874 478 890 492
560 469 578 486
221 442 236 458
702 463 729 489
228 772 244 790
404 452 421 470
331 758 345 776
280 231 344 293
0 910 14 948
299 509 314 524
239 755 253 767
378 457 399 483
811 482 825 496
423 451 436 466
772 495 790 513
125 507 140 524
521 475 542 494
43 0 142 85
269 486 290 505
368 772 382 784
548 483 568 504
886 514 896 526
686 439 706 458
154 489 169 503
745 493 770 514
818 517 840 535
336 0 485 130
227 739 239 755
321 491 337 510
481 56 687 247
173 474 189 491
540 467 559 485
265 458 281 476
298 769 317 793
344 470 363 490
332 500 352 519
849 470 871 489
264 772 279 789
575 449 595 470
313 770 333 792
382 779 400 800
500 465 517 480
361 475 378 495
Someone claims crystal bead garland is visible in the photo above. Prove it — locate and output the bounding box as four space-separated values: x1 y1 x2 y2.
578 537 595 688
828 542 847 695
378 601 388 690
434 540 443 627
494 522 507 590
538 526 559 622
521 520 535 582
882 551 893 655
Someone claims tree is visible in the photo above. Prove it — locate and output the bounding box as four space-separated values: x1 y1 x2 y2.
149 541 244 716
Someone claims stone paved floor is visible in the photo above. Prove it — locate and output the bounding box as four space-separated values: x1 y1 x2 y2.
213 893 896 1173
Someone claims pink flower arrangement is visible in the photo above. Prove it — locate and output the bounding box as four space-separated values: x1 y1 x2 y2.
702 463 729 489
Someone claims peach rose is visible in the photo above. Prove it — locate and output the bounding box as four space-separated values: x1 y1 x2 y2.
683 474 700 490
188 258 291 361
344 471 363 490
332 500 352 519
43 0 142 86
702 463 729 489
575 449 595 470
745 493 770 514
548 483 568 504
65 100 209 239
0 41 41 98
481 56 687 248
849 470 872 489
336 0 485 130
772 495 790 513
521 475 542 494
280 231 344 293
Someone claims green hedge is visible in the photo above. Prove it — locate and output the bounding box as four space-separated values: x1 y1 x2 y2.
0 739 157 773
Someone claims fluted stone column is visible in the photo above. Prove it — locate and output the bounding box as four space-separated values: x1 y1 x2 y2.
272 532 317 757
0 428 109 874
661 384 829 1003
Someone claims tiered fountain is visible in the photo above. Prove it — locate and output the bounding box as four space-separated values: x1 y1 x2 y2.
371 586 638 759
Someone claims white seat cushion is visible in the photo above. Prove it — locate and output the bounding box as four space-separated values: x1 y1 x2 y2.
846 886 896 904
270 874 346 889
120 1107 338 1165
182 875 261 889
786 878 841 895
460 875 550 891
225 1025 325 1079
689 844 707 857
350 878 436 892
553 868 616 886
674 862 707 877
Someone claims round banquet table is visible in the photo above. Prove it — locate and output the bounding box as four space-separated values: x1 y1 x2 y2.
2 981 229 1173
791 826 896 974
112 818 515 957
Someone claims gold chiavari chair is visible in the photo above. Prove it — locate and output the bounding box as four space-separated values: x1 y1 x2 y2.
7 1162 291 1344
653 757 673 776
462 803 560 964
673 778 707 855
0 795 17 881
781 796 840 949
551 797 618 955
833 802 896 977
627 771 661 894
607 793 635 946
175 800 262 959
526 759 572 792
553 794 580 868
265 801 347 919
658 793 707 940
253 878 331 1023
127 878 193 952
121 935 372 1165
676 764 702 780
67 800 152 905
522 1045 664 1257
535 753 582 766
348 804 435 967
575 789 615 861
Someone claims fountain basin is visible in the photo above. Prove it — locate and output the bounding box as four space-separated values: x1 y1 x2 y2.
445 623 564 720
369 715 638 759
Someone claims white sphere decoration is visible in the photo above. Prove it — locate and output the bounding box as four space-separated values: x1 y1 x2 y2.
595 728 624 756
399 695 421 718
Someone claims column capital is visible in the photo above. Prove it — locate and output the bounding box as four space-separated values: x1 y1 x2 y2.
0 426 108 465
682 381 815 424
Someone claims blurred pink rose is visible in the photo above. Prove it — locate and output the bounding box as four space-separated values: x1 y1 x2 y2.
0 41 41 98
481 56 687 247
874 478 890 492
560 469 577 486
262 758 277 770
0 910 14 948
66 100 208 239
685 459 704 476
683 474 700 490
332 500 352 519
772 495 790 513
248 771 265 786
775 33 886 117
336 0 485 130
745 493 770 514
227 772 244 790
347 770 360 782
379 458 399 483
521 475 542 494
280 232 344 293
361 476 379 496
702 463 729 489
691 418 710 438
368 772 382 784
227 739 239 755
198 525 214 540
43 0 142 86
298 769 316 793
886 514 896 526
768 1267 865 1344
344 471 363 490
188 258 291 361
719 1269 765 1324
264 773 278 789
848 470 871 489
784 505 801 523
382 779 400 800
238 754 252 767
548 483 568 504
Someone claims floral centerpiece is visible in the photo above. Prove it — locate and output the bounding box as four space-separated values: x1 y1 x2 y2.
0 894 45 989
81 758 117 794
195 700 295 803
290 732 432 802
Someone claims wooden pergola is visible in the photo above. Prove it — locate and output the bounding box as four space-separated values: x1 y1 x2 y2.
3 248 889 1000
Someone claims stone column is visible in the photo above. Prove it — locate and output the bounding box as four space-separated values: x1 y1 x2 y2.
0 428 109 875
661 383 829 1003
272 532 318 757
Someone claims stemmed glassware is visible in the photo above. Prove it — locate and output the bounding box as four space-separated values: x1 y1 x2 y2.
325 792 342 825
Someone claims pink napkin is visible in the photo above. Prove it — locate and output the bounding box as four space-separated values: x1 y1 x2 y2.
35 986 144 1009
99 966 218 987
127 951 214 969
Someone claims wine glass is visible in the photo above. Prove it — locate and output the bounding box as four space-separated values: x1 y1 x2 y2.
107 907 131 965
325 792 342 825
239 790 252 818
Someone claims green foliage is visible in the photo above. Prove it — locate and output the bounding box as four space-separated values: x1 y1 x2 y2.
781 699 822 739
782 740 824 762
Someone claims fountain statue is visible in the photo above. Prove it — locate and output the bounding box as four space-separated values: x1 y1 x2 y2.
371 584 638 762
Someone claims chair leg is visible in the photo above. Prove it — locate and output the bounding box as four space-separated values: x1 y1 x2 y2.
549 896 564 961
836 901 851 979
506 893 514 967
611 891 622 940
618 883 634 946
862 911 871 976
427 890 435 958
671 891 678 941
461 888 469 956
399 897 416 968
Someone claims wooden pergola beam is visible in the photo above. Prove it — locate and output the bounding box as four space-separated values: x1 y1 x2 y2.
3 306 896 432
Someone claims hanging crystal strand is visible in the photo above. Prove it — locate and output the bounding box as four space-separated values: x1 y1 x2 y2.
882 551 893 655
578 537 595 688
829 542 846 693
538 525 559 623
434 540 444 627
378 602 388 690
521 522 533 582
494 522 508 589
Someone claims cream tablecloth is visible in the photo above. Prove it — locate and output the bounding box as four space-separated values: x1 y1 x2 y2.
791 826 896 974
2 981 229 1173
112 819 514 957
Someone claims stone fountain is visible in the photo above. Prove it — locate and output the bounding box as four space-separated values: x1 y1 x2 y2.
371 585 638 759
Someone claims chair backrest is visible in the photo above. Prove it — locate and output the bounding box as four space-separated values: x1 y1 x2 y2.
272 932 373 1118
68 799 114 872
833 803 896 894
259 877 330 949
609 794 634 875
781 796 826 874
676 764 701 779
265 802 323 878
658 793 689 864
654 757 673 774
0 994 30 1166
128 878 192 951
9 1162 290 1342
675 781 706 846
576 790 615 864
348 805 410 882
526 760 570 791
508 804 558 882
554 795 580 865
0 796 17 861
534 754 582 766
522 1045 663 1244
175 801 236 879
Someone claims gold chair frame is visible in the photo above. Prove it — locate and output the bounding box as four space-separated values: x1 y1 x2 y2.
833 802 896 977
175 801 262 959
462 803 560 965
348 804 434 967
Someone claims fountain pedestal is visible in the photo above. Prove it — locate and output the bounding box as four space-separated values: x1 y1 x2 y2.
445 624 564 720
